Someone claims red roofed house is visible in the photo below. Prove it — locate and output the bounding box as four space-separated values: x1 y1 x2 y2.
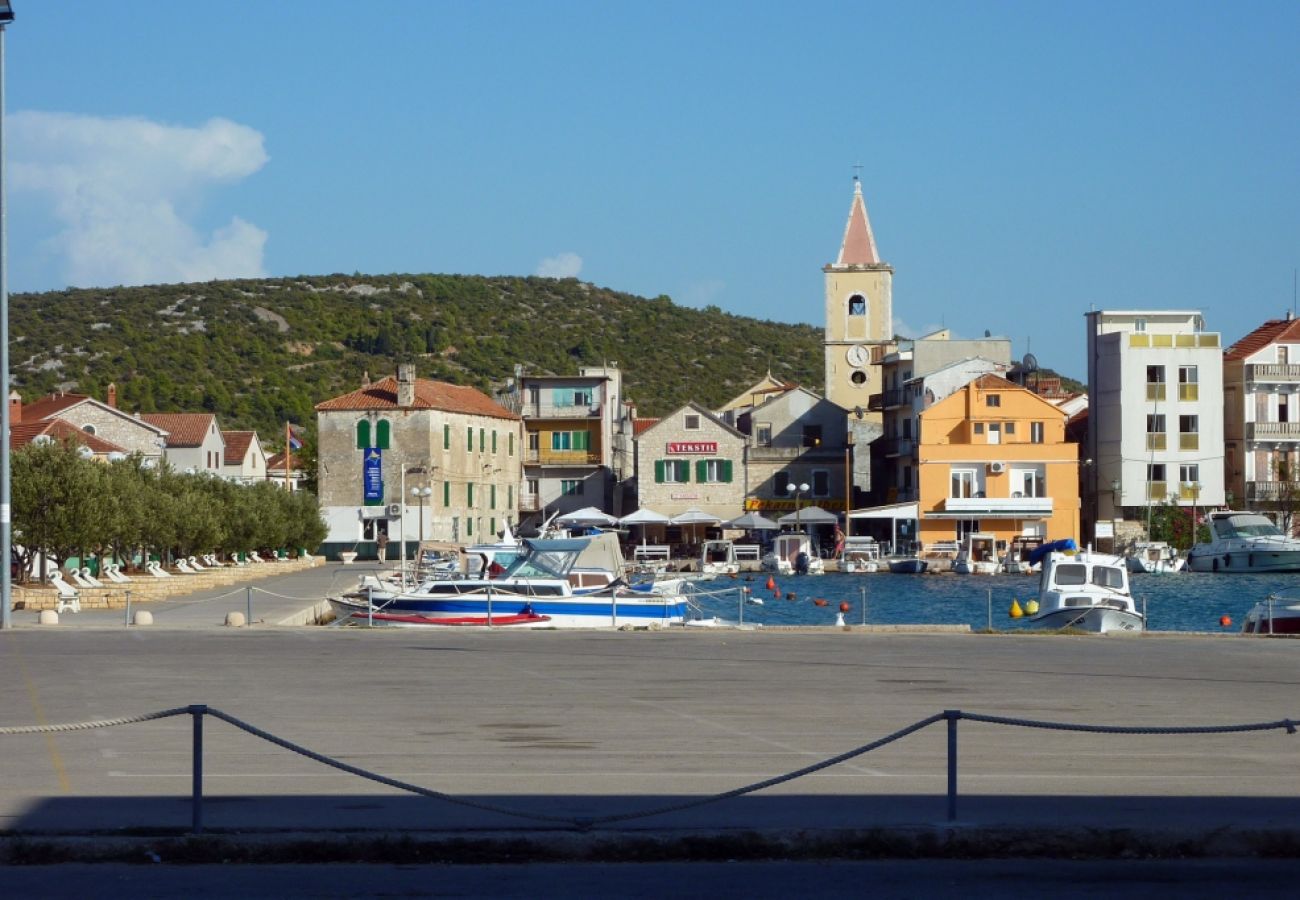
139 413 227 475
1223 312 1300 521
315 365 523 560
9 416 130 459
13 385 168 463
221 430 269 485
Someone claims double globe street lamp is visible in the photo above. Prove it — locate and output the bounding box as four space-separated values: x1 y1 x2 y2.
410 485 432 544
786 481 811 534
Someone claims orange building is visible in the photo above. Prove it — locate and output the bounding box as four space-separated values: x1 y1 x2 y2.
917 375 1080 559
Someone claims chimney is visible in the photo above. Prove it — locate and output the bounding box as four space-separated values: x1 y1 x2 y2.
9 390 20 425
106 382 118 409
397 364 416 407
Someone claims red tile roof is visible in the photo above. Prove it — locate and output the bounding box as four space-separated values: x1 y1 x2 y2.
10 419 127 454
834 180 881 266
315 376 520 421
19 392 91 421
632 418 660 436
139 413 219 448
1224 317 1300 361
222 430 257 465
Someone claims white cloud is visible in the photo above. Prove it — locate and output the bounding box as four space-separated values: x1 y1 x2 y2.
535 252 583 279
11 111 269 288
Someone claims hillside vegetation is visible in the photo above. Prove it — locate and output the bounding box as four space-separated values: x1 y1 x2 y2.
11 274 826 441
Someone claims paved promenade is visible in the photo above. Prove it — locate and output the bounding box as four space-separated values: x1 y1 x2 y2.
0 562 1298 848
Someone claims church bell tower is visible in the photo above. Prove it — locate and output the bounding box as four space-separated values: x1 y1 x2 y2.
823 177 893 421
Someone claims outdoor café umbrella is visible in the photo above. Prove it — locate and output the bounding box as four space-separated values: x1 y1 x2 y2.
723 511 780 531
555 506 620 527
618 507 670 545
670 507 723 544
776 505 841 527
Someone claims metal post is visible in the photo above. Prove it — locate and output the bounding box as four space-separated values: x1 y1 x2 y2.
189 704 206 834
861 586 867 626
246 586 252 626
611 586 618 628
738 586 745 626
124 589 131 626
367 584 373 628
0 19 12 630
945 709 959 822
1143 595 1148 633
987 588 992 633
486 579 492 627
1268 594 1274 635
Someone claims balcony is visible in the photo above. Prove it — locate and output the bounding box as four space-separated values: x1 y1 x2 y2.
880 436 914 457
1145 384 1166 401
1247 481 1300 502
522 402 602 419
883 389 907 409
1177 482 1203 501
1145 433 1167 451
1129 333 1220 348
936 496 1053 518
524 449 601 466
1247 364 1300 384
1246 422 1300 442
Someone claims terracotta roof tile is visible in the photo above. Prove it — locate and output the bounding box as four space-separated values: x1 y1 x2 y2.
315 376 520 421
222 430 256 465
632 418 660 436
10 419 128 454
139 413 219 448
1224 317 1300 361
20 392 92 421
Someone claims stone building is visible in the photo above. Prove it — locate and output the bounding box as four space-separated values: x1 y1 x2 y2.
315 365 523 560
634 402 747 524
13 386 167 462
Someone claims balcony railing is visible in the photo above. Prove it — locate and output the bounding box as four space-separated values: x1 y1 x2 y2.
1146 384 1166 401
1178 383 1199 401
940 496 1053 518
518 492 542 512
1129 333 1220 348
883 389 907 408
522 402 602 419
524 449 601 466
1247 481 1300 502
1179 434 1199 451
1246 422 1300 442
1147 481 1167 500
1247 363 1300 383
880 436 914 457
1145 433 1167 451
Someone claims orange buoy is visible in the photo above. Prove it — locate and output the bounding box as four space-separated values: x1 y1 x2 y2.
773 590 782 600
813 598 828 607
765 576 776 591
839 601 851 614
1219 615 1232 627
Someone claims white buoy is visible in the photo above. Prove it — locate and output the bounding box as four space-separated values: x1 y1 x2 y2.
133 610 154 626
38 609 59 625
835 612 846 627
225 611 247 627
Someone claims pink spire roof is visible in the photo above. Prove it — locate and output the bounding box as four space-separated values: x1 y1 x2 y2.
834 178 881 266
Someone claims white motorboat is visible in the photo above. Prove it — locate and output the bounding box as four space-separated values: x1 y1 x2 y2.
700 539 739 577
886 556 928 574
1125 541 1185 575
1185 512 1300 573
839 536 881 573
760 533 825 576
1242 592 1300 635
1022 540 1144 633
951 533 999 575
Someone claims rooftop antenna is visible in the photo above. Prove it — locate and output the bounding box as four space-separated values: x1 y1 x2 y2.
852 162 863 182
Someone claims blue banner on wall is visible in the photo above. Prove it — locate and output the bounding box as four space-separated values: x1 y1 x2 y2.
363 448 383 505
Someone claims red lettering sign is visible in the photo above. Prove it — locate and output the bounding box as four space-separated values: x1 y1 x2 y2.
666 441 718 454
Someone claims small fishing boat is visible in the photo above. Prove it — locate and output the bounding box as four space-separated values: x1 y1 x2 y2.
951 533 998 575
1125 541 1184 575
839 536 881 573
700 539 739 577
887 556 927 574
1022 539 1143 634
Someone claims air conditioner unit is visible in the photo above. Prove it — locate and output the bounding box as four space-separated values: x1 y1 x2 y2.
988 461 1006 475
387 502 403 517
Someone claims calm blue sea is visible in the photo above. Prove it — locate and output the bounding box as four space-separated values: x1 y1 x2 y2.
686 571 1300 632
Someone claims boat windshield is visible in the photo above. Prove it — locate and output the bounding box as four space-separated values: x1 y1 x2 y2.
501 544 582 580
1222 515 1285 538
1090 566 1125 589
1054 563 1087 585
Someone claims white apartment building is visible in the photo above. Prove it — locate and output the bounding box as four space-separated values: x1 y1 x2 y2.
1085 310 1225 531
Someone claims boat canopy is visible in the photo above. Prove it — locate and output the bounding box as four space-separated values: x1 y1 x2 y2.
1028 538 1078 566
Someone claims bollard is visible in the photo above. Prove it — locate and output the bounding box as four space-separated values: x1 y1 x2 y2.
246 586 253 627
945 709 960 822
124 590 132 627
367 585 374 628
189 704 206 834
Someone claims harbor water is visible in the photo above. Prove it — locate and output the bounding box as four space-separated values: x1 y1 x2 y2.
686 571 1300 632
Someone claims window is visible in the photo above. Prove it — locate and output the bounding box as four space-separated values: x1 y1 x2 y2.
973 423 984 435
1146 365 1166 401
551 431 590 451
848 295 866 316
655 460 690 483
756 423 772 447
774 471 790 495
82 424 97 435
375 419 390 450
1179 414 1199 450
560 479 583 495
508 485 513 508
1281 396 1290 424
467 426 473 450
951 469 977 498
812 470 830 497
466 518 473 537
802 425 823 448
1147 463 1167 500
479 428 485 452
1030 422 1044 444
988 422 1002 445
986 394 1001 407
1146 414 1167 450
467 483 475 507
1178 366 1199 401
1180 463 1200 483
684 414 701 430
356 420 371 450
696 459 734 483
443 424 450 450
1134 317 1147 332
1004 422 1015 436
528 432 540 453
492 431 498 452
1147 463 1166 481
509 433 515 456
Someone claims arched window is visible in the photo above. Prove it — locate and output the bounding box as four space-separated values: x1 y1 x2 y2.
81 424 97 436
848 295 867 317
355 419 371 450
376 419 391 450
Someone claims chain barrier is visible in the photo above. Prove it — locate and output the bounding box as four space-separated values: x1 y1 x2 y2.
2 706 1295 830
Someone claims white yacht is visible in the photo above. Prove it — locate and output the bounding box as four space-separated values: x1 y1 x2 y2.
1185 512 1300 573
1125 541 1185 575
1023 541 1144 633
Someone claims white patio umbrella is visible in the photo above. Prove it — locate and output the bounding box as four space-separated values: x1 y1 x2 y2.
776 505 841 527
618 507 670 545
554 506 620 527
670 507 723 544
724 511 780 531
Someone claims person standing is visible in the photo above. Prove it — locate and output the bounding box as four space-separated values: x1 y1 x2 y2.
376 531 390 562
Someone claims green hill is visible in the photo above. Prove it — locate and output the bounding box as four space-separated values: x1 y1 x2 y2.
10 274 827 443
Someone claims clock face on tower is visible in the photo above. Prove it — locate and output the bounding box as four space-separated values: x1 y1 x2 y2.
845 344 869 367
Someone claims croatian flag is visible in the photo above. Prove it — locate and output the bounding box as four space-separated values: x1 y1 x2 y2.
288 425 304 451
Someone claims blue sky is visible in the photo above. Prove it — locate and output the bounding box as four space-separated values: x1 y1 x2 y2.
7 1 1299 379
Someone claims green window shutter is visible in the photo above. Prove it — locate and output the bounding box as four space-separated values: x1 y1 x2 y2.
508 485 513 508
492 431 498 452
479 428 485 452
490 518 496 537
376 419 391 450
509 433 515 456
356 420 370 450
721 460 733 483
467 426 473 450
467 518 473 537
575 430 589 451
443 424 450 450
490 484 497 509
467 483 475 507
696 460 707 482
654 460 665 484
442 481 450 507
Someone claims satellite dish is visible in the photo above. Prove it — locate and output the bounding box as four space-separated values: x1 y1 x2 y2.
1023 353 1039 372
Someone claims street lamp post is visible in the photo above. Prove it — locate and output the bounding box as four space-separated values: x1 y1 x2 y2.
0 3 16 631
786 481 810 534
411 486 432 544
